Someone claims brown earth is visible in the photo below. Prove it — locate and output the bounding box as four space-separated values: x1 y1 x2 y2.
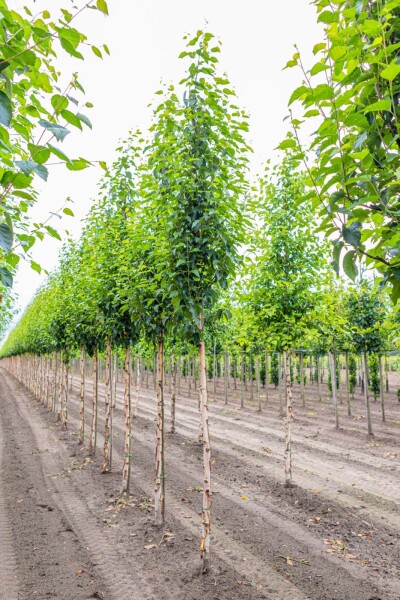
0 365 399 600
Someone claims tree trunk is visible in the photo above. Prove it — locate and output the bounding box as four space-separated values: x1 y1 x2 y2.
170 357 177 434
265 350 269 404
112 352 117 408
300 353 305 407
102 336 112 473
213 340 217 402
316 355 322 402
329 352 339 430
122 345 131 493
345 351 351 416
256 356 261 412
379 355 385 422
284 349 293 488
90 348 98 455
363 351 373 436
57 354 63 422
79 346 85 445
62 357 68 430
199 317 211 574
278 353 284 417
133 354 140 419
240 352 244 409
155 335 165 525
385 357 389 393
224 351 228 405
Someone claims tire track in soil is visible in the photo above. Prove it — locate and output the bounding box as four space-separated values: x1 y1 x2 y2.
0 410 20 600
0 370 146 600
64 377 394 599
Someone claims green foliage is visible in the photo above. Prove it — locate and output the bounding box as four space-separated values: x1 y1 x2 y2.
284 0 400 303
346 284 386 354
0 1 107 287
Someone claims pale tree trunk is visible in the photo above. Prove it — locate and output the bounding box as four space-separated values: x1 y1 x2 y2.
256 356 261 412
249 355 254 401
213 340 217 402
265 350 269 403
112 352 117 408
102 336 112 473
240 352 244 409
363 350 373 436
177 357 181 394
199 317 211 574
300 353 305 407
79 346 85 445
57 355 63 422
284 349 293 488
385 357 389 393
122 345 132 493
133 354 140 419
337 355 343 404
188 357 192 398
90 348 98 455
278 353 284 417
224 351 228 405
62 357 68 430
170 357 177 434
328 352 339 430
52 350 57 413
316 355 322 402
379 355 385 422
345 351 351 416
155 335 165 525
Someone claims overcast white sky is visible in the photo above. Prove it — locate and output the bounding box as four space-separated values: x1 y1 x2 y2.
10 0 322 328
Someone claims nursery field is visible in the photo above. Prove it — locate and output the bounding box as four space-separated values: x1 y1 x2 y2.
0 366 399 600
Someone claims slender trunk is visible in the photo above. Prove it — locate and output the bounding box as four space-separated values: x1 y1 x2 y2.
345 351 351 416
240 352 244 409
249 355 254 400
155 335 165 525
328 352 339 430
316 355 321 402
52 350 57 413
177 357 181 394
102 337 112 473
284 349 293 488
112 352 117 409
199 318 211 574
57 354 63 422
256 356 261 412
79 346 85 445
62 357 68 430
213 341 217 402
385 357 389 393
170 357 177 434
363 350 373 436
265 350 269 403
337 355 343 404
133 354 140 419
278 353 284 417
300 353 305 407
379 355 385 422
122 345 131 493
90 348 98 455
224 351 228 405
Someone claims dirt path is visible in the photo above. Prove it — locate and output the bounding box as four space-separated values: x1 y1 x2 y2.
1 366 399 599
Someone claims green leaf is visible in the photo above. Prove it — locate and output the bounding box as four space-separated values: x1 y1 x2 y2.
45 226 61 241
0 267 13 287
63 207 74 217
363 99 391 112
66 159 89 171
380 61 400 81
343 222 361 247
39 120 70 142
0 91 12 127
48 143 70 162
77 112 92 129
91 45 102 58
14 160 48 181
96 0 109 14
30 260 41 274
0 222 13 253
318 10 338 24
288 85 309 106
343 250 358 281
277 139 297 150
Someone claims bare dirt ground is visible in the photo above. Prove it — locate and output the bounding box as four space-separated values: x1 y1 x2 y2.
0 365 399 600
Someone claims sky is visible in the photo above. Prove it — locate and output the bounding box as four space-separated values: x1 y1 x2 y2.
9 0 322 331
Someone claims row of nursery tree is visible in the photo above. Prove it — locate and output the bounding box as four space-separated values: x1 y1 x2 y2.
1 21 400 572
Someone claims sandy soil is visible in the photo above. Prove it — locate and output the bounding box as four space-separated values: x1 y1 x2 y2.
0 365 399 600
